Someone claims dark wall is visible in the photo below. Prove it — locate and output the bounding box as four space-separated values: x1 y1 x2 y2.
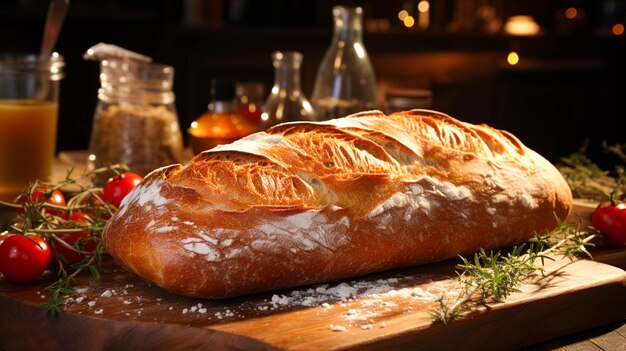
1 0 624 169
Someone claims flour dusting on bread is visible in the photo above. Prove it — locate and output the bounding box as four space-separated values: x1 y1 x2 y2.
103 109 572 299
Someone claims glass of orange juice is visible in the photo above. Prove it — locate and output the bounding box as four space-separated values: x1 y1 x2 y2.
0 53 64 202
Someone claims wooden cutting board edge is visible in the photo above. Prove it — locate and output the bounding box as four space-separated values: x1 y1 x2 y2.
0 295 280 351
216 257 626 351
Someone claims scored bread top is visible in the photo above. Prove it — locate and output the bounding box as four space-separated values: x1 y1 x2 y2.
164 109 536 216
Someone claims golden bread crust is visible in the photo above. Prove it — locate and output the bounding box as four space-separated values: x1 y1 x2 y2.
103 109 573 298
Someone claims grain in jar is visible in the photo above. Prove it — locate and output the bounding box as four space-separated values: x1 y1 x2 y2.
85 45 186 186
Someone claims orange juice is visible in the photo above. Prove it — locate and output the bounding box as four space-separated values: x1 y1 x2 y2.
0 100 58 201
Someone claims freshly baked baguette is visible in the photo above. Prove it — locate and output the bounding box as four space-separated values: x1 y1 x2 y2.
103 109 573 298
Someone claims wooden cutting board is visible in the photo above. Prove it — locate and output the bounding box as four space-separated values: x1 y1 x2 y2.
1 201 625 351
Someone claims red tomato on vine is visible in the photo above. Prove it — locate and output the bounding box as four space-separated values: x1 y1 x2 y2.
51 212 97 265
0 235 51 283
16 185 67 218
592 200 626 247
103 172 143 208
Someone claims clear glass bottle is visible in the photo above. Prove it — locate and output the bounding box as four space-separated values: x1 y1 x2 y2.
261 51 317 129
87 58 187 186
188 79 258 154
311 6 377 120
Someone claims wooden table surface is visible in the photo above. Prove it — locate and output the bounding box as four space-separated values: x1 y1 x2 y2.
0 155 626 351
1 243 624 351
524 321 626 351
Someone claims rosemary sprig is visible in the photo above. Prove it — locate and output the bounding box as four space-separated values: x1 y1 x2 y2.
0 164 127 316
558 140 626 200
432 217 595 324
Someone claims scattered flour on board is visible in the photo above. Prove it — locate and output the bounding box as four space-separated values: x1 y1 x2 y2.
60 275 449 333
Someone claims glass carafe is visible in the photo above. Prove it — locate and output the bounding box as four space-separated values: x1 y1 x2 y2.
311 6 377 120
261 51 317 129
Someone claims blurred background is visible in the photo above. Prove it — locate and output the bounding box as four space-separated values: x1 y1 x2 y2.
1 0 624 168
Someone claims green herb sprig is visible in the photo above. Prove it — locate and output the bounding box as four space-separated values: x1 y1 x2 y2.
432 217 595 324
0 165 127 316
558 140 626 201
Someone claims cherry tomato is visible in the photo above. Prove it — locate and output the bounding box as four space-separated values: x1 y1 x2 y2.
51 213 97 265
103 172 143 208
0 235 51 283
84 191 111 220
592 201 626 247
0 231 11 246
16 185 67 218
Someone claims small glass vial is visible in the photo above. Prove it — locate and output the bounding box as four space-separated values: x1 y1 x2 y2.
188 80 258 154
311 6 377 120
236 81 264 124
261 51 316 129
87 58 186 186
384 88 433 114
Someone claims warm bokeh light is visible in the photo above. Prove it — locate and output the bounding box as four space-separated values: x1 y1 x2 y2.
398 10 408 21
613 23 625 35
507 51 520 65
354 43 365 58
404 15 415 27
503 16 541 36
565 7 578 20
418 1 430 13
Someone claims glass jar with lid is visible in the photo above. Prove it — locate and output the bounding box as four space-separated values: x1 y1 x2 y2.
86 46 186 185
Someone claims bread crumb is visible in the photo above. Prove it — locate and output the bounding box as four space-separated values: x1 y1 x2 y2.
182 308 189 314
88 301 96 307
330 324 347 332
94 309 104 314
361 324 373 330
380 322 387 328
101 290 112 298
